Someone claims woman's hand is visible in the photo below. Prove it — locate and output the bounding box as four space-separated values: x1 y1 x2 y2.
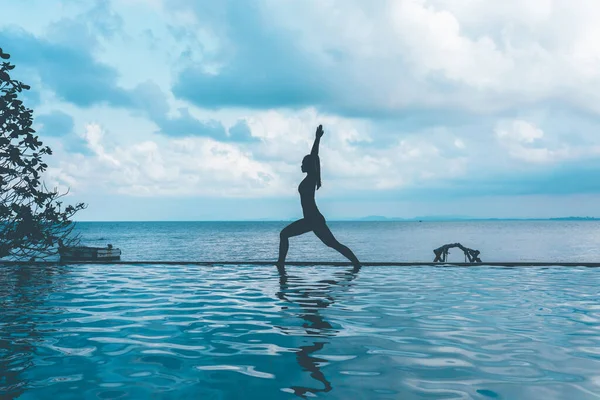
316 124 324 138
311 125 323 156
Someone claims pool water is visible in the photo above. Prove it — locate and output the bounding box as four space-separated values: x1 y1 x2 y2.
1 264 599 399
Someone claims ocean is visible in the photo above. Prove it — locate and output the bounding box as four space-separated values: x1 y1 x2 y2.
72 220 600 262
1 221 600 399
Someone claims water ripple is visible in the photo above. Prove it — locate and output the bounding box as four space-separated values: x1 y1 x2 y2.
0 264 599 399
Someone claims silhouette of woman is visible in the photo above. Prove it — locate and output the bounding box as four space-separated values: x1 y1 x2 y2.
276 125 361 268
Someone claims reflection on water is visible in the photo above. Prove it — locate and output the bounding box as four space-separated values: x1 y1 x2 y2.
1 264 599 399
275 265 361 397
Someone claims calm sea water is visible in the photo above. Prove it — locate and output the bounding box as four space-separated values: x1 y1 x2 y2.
1 222 600 399
72 221 600 262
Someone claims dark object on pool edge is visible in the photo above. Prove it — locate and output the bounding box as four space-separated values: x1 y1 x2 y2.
433 243 482 263
58 242 122 262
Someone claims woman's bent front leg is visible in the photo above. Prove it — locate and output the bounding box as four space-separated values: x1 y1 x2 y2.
277 219 312 267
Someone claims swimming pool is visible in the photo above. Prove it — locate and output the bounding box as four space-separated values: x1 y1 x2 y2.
1 264 599 399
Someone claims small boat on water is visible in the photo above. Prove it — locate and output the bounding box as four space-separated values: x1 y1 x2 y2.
58 243 122 262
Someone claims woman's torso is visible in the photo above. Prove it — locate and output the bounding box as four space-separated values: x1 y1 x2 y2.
298 176 322 220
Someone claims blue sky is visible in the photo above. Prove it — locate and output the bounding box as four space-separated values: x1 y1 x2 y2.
2 0 600 220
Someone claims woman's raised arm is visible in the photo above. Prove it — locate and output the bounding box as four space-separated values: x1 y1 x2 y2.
311 125 324 156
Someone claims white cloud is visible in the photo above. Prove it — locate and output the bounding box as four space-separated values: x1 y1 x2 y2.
42 112 472 198
494 119 600 164
495 120 557 163
242 109 469 192
50 123 289 198
247 0 600 113
495 120 544 144
82 123 122 167
388 0 514 88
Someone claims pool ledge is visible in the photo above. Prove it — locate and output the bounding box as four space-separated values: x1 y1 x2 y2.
2 261 600 267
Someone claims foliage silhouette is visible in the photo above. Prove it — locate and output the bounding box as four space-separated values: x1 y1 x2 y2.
0 48 86 261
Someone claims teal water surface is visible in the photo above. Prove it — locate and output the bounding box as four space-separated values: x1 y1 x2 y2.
1 264 599 399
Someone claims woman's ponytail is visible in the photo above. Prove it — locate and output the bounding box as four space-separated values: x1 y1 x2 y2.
315 155 321 190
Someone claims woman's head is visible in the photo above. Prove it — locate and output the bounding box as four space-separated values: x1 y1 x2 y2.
301 155 315 173
301 154 321 189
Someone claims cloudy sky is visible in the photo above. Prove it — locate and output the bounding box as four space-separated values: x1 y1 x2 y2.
2 0 600 221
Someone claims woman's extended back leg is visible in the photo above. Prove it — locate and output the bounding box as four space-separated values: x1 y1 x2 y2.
313 224 361 267
277 219 312 266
